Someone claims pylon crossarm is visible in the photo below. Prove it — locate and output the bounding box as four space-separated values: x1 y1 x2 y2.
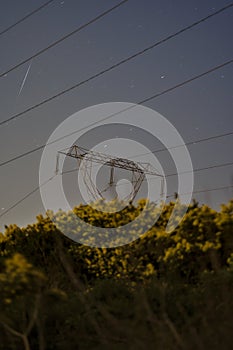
57 145 164 203
58 145 163 177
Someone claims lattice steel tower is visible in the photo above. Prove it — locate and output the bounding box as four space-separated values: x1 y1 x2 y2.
56 145 164 203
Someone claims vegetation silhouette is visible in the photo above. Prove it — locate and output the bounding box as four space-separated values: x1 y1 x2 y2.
0 199 233 349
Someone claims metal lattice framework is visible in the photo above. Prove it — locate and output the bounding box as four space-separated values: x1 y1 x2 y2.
57 145 164 202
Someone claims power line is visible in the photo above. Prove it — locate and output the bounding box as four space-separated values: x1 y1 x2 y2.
1 7 232 224
61 160 233 177
0 0 55 37
59 160 233 198
0 59 233 169
1 2 232 78
0 144 46 168
1 155 232 221
0 57 232 128
166 185 233 199
0 178 232 220
60 161 233 197
0 0 129 78
2 138 232 220
132 132 233 159
166 161 233 178
139 59 233 104
0 176 55 219
0 6 232 126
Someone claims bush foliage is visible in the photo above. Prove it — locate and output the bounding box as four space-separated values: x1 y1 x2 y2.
0 199 233 349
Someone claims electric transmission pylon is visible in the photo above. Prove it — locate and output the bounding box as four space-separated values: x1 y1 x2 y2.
56 145 164 203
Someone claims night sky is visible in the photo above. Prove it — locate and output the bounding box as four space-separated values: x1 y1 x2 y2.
0 0 233 230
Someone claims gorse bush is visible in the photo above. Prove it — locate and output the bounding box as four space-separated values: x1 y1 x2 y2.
0 199 233 349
